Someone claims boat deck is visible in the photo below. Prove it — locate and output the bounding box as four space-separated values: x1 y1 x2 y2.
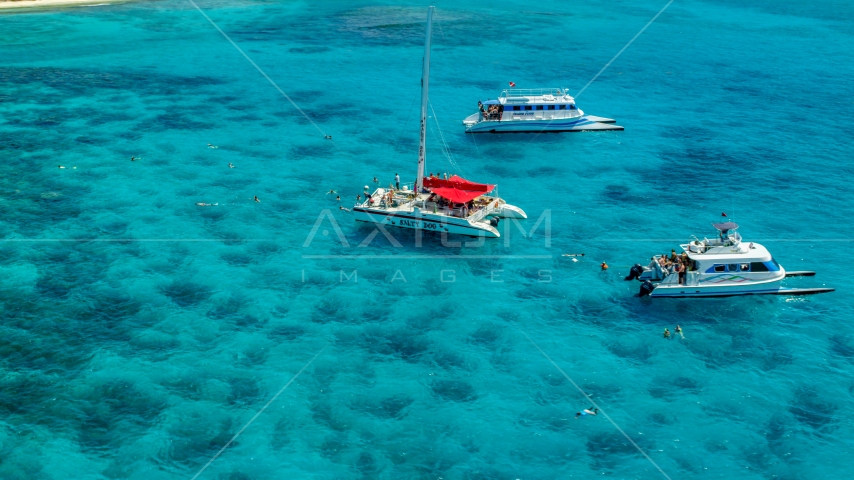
358 188 499 223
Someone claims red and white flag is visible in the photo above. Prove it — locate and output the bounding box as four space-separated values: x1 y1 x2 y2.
509 81 516 87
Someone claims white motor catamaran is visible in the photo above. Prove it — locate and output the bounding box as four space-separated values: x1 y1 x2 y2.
352 7 526 238
625 219 834 298
462 88 623 133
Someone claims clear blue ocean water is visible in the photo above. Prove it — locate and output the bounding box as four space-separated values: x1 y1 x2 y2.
1 0 853 478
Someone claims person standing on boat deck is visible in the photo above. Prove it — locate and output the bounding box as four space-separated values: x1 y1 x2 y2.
670 249 679 262
395 173 400 190
681 252 690 271
676 261 685 285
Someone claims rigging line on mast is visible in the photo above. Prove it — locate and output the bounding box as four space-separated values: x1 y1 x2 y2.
433 9 447 43
427 119 461 177
428 101 465 176
392 92 419 156
468 124 483 159
428 119 464 178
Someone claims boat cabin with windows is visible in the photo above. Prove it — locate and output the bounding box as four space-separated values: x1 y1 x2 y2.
463 87 622 133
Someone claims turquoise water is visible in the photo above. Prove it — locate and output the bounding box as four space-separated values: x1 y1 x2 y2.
1 0 853 478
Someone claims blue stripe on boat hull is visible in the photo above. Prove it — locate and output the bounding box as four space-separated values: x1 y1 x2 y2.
465 117 623 133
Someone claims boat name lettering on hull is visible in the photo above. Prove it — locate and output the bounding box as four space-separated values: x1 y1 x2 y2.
399 219 439 229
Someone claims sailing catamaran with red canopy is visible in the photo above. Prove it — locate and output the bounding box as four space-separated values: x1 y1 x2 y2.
351 7 526 238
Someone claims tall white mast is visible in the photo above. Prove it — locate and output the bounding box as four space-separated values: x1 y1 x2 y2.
415 6 434 193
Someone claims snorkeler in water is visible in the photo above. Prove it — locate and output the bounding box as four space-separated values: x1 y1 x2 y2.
675 325 684 339
575 407 599 419
663 328 671 340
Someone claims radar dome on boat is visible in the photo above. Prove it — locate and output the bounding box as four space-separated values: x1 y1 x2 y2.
712 222 739 233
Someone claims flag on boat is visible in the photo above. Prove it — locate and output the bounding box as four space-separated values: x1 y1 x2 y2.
509 82 516 87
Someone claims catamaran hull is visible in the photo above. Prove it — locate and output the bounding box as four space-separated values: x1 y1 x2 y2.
464 115 623 133
650 279 786 298
492 204 527 219
352 208 500 238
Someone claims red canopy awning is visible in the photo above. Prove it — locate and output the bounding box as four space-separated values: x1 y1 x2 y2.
423 175 495 204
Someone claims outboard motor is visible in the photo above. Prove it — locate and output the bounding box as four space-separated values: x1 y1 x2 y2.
624 263 644 281
639 280 655 298
489 217 500 228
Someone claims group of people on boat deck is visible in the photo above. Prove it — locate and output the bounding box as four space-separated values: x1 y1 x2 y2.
477 101 502 121
365 189 398 208
426 193 479 217
649 249 695 285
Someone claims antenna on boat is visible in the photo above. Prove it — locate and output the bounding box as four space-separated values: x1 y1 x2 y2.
415 6 434 194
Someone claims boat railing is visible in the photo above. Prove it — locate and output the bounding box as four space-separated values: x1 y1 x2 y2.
468 198 499 223
659 270 700 287
500 88 567 99
687 271 700 286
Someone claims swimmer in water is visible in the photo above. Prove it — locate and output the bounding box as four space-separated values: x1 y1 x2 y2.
675 325 684 339
373 177 378 183
336 195 340 201
562 253 585 257
228 163 234 168
339 206 350 212
575 407 599 419
207 143 218 149
254 196 260 202
600 262 609 271
196 202 218 206
131 156 136 161
324 135 332 139
58 165 66 169
327 189 337 195
663 328 671 340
